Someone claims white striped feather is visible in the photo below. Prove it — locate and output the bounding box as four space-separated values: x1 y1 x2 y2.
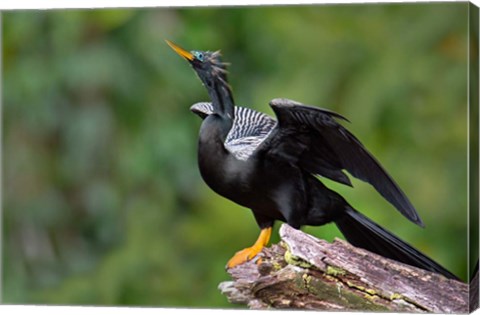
190 102 277 161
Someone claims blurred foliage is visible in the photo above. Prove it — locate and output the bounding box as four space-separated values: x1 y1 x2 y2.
2 3 470 307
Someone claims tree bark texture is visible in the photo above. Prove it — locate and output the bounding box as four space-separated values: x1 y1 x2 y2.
219 224 469 313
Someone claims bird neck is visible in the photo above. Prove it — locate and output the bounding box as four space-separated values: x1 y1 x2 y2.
205 77 235 122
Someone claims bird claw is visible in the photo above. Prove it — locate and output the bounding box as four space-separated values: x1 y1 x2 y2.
226 245 262 269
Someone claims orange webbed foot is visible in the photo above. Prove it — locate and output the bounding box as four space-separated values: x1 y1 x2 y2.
226 227 272 269
226 245 263 268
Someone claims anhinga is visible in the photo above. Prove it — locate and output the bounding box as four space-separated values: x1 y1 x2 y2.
166 40 458 280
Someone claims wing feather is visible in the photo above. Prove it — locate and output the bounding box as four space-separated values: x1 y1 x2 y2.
254 98 423 226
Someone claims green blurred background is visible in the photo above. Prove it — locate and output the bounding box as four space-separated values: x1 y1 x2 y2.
2 3 470 307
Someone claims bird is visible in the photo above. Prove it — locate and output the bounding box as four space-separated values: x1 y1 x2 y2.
166 40 459 280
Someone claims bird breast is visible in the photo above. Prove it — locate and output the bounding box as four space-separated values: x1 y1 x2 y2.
198 138 253 199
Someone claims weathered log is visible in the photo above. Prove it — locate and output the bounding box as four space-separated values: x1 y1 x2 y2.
470 262 479 312
219 224 469 312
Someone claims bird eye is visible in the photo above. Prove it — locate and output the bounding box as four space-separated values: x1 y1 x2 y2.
193 51 204 62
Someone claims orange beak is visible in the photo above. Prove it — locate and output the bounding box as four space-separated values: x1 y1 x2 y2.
165 40 194 61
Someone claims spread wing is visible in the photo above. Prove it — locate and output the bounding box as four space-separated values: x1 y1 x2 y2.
253 98 423 227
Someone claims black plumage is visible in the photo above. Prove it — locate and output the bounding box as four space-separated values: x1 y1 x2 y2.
167 41 458 280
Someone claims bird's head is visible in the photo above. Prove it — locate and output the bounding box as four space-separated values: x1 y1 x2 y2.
167 40 235 121
166 40 229 89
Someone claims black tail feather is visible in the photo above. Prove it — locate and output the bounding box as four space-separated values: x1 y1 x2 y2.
335 207 460 281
